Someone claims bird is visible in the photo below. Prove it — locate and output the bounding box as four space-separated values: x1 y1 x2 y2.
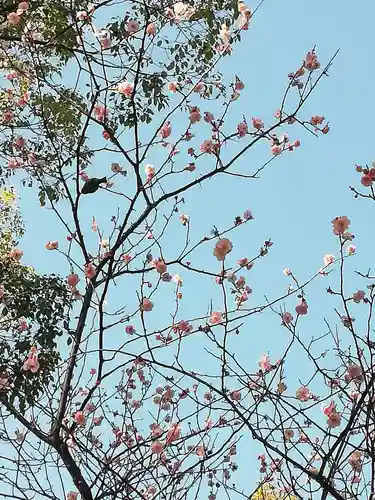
81 177 107 195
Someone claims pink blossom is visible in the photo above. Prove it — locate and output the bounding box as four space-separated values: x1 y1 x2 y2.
66 493 78 500
349 451 362 471
67 273 79 287
189 107 201 124
101 37 111 49
258 354 272 371
200 139 214 153
296 386 310 402
160 122 172 139
76 10 88 21
193 81 204 92
213 238 233 261
278 382 287 393
236 276 245 288
353 290 365 303
7 12 20 24
85 403 95 412
154 259 167 274
6 71 18 80
361 174 373 187
94 105 108 121
151 441 164 454
271 145 282 155
230 390 242 401
173 320 192 334
90 368 96 375
347 364 363 381
210 311 222 324
22 347 39 374
8 157 21 169
3 110 14 123
27 152 37 165
243 209 253 220
121 254 132 264
14 137 25 148
282 312 293 324
324 254 334 266
304 50 320 71
18 317 27 331
146 23 156 35
167 82 177 92
331 216 350 235
327 411 341 428
142 298 153 312
18 2 29 12
126 325 135 334
234 78 244 91
73 411 86 426
126 20 140 33
0 377 10 391
179 213 189 225
237 122 248 137
18 91 30 107
151 425 163 438
118 81 134 97
323 401 336 417
310 115 324 126
295 299 308 315
348 245 356 255
145 164 155 180
45 240 58 250
284 429 294 441
196 446 205 456
166 423 181 443
252 117 264 129
9 248 23 260
84 262 96 279
350 390 360 401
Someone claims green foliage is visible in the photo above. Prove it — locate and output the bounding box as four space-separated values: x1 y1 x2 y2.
33 89 85 141
1 1 77 67
105 0 244 128
0 190 70 413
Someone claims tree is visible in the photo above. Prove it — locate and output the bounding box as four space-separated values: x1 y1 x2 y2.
2 0 367 499
0 186 69 413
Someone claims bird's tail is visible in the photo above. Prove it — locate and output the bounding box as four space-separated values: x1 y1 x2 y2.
99 177 107 184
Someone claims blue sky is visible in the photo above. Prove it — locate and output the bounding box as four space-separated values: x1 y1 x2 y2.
6 0 375 497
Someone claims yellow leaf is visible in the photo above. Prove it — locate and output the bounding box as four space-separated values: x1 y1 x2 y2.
250 484 297 500
0 188 16 204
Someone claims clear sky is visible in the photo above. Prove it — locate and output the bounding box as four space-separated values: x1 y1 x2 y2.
7 0 375 497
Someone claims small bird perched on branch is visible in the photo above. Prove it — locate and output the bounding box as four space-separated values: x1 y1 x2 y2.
81 177 107 195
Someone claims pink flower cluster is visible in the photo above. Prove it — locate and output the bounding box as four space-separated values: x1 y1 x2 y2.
7 2 29 25
22 346 39 373
213 238 233 261
323 401 341 428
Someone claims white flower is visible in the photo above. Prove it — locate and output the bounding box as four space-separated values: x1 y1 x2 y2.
226 272 237 283
173 2 195 20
